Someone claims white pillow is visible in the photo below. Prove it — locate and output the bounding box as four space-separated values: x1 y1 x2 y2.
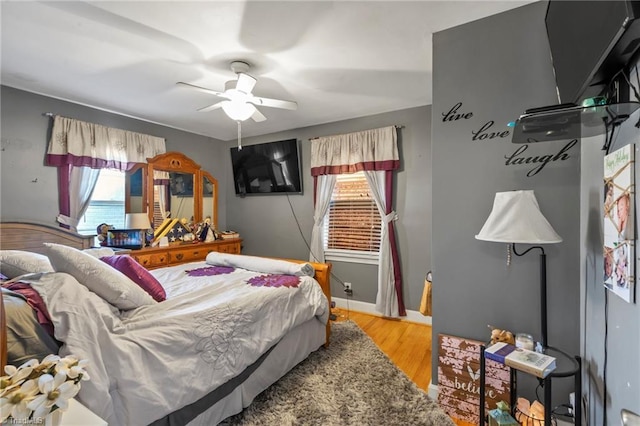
43 243 156 310
0 250 54 279
82 247 115 258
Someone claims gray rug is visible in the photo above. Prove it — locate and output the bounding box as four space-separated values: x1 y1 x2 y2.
221 320 455 426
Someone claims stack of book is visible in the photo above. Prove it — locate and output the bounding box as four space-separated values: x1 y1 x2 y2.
484 342 556 378
220 231 240 240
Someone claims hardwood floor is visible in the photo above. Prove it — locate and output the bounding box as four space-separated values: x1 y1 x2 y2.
332 308 475 426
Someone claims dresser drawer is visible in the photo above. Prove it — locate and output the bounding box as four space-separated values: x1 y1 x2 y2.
169 247 210 264
133 252 168 268
216 242 241 254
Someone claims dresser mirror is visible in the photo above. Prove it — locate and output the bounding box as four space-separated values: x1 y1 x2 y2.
202 171 218 227
125 165 147 214
145 152 218 231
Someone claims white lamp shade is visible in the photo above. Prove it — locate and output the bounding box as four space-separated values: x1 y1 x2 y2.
475 190 562 244
221 100 256 121
125 213 151 230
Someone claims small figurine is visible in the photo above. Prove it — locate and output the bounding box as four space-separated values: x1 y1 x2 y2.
488 325 515 346
96 223 114 246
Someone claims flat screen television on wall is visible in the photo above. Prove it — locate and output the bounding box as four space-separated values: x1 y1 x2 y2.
230 138 303 196
545 0 640 104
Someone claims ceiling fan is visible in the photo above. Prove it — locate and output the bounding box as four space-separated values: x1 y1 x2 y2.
177 61 298 123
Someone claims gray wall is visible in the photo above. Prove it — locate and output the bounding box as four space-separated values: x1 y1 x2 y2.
432 1 581 408
1 86 229 229
0 85 434 312
223 106 433 310
580 94 640 421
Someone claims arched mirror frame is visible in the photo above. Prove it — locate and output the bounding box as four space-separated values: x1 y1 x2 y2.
144 151 218 230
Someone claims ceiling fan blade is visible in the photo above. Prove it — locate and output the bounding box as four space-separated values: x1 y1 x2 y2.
176 81 226 98
251 108 267 122
235 73 257 94
197 102 224 113
251 96 298 110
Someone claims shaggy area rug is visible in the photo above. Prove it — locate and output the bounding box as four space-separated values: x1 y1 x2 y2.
220 320 455 426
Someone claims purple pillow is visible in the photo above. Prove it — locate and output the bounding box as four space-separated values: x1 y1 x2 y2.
100 255 166 302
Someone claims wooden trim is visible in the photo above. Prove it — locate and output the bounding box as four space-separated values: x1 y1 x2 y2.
282 258 332 346
0 288 6 371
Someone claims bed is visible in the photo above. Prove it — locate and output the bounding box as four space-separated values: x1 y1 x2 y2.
0 222 332 425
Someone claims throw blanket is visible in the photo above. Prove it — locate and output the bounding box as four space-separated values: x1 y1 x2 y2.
27 265 328 426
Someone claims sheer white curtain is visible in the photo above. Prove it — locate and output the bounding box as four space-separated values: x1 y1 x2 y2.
365 170 399 317
309 175 336 263
55 167 101 231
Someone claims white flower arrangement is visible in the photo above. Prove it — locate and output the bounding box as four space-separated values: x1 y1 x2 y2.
0 355 89 423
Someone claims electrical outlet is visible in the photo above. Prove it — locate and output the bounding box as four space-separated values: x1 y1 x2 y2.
344 282 352 291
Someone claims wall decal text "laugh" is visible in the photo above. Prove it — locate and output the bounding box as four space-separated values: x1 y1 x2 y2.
505 139 577 177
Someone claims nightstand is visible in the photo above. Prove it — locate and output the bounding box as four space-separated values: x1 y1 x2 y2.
61 399 107 426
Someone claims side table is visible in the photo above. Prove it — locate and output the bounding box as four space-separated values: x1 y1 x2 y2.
479 344 582 425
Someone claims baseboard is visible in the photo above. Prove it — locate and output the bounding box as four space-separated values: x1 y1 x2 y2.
332 297 432 325
428 383 439 400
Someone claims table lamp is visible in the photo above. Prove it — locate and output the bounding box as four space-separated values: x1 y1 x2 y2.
475 190 562 348
125 213 152 247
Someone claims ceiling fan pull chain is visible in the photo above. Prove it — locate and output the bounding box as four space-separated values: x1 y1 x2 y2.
237 120 242 150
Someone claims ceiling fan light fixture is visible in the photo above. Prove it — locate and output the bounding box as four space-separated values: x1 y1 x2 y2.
221 100 256 121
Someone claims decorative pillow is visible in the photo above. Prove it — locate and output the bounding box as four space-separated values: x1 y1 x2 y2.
82 247 115 258
205 252 315 277
2 288 61 366
2 281 56 337
0 250 54 279
100 255 166 302
43 243 156 310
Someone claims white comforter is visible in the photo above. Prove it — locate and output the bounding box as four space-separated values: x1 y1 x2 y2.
28 262 328 426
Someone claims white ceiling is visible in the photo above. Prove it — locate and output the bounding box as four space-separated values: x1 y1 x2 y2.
1 1 534 141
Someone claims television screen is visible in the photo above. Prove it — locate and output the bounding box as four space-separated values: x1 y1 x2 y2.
545 0 640 104
230 138 303 195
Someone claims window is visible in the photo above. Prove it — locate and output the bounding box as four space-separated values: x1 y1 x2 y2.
77 169 125 235
323 171 381 264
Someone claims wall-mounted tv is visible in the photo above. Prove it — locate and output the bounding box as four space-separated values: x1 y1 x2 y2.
230 138 303 196
545 0 640 104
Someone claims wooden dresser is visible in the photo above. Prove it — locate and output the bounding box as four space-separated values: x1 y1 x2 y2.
129 239 242 269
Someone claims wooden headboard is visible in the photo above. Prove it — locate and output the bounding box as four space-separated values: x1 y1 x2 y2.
0 222 95 253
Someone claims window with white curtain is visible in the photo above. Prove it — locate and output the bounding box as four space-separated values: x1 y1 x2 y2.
322 171 381 264
77 169 125 235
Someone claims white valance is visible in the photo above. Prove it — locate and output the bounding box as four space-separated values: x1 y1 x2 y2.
46 115 166 170
310 126 399 176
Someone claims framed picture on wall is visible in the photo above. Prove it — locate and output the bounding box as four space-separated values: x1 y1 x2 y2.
603 143 635 303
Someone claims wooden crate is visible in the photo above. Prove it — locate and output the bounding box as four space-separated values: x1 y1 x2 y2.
437 334 511 425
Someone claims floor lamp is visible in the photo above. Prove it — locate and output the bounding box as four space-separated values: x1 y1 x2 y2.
475 190 562 349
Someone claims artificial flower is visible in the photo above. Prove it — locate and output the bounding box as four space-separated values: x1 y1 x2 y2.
28 373 81 418
0 379 39 422
0 355 89 422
